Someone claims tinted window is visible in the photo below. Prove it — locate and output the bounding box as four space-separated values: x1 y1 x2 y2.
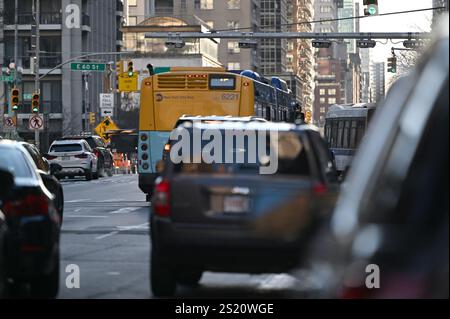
0 148 33 178
50 144 82 152
173 131 311 176
23 144 47 170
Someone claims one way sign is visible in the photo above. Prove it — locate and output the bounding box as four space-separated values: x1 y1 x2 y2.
101 107 114 117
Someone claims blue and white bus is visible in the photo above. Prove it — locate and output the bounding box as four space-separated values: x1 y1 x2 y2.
324 103 377 174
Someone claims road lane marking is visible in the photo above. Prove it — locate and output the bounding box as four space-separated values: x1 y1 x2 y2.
66 199 91 203
66 215 108 218
96 231 119 240
110 207 141 214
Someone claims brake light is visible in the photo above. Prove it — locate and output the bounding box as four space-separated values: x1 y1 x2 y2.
93 149 100 157
312 182 328 195
2 194 49 217
153 179 170 217
75 153 89 159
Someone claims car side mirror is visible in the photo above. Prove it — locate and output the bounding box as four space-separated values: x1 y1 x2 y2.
50 163 62 176
0 169 15 200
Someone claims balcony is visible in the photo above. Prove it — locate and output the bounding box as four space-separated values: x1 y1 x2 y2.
82 13 91 32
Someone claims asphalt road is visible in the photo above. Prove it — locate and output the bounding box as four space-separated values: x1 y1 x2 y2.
58 174 321 299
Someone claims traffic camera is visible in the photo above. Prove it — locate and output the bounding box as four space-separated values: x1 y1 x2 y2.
312 40 332 49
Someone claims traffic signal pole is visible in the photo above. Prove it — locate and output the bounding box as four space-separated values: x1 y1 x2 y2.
33 0 40 149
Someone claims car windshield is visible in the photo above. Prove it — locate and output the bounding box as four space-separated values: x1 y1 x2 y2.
0 147 33 178
50 144 82 152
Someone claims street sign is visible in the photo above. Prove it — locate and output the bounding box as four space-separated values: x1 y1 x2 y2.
23 93 33 100
95 117 119 143
100 93 114 109
118 74 138 92
101 108 114 117
3 116 16 129
29 115 44 131
71 62 106 72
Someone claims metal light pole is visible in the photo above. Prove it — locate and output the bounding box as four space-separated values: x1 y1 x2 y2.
33 0 40 149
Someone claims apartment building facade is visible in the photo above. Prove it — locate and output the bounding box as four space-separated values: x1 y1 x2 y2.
370 62 385 103
0 0 123 150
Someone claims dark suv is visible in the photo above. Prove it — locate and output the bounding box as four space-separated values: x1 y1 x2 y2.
59 135 114 177
150 121 339 297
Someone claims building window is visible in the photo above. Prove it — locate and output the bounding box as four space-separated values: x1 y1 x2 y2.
200 0 214 10
328 88 336 95
128 0 137 6
320 5 331 13
320 97 326 104
228 62 241 70
319 89 326 95
320 107 326 113
328 97 336 104
205 21 214 29
228 41 240 53
228 0 240 9
128 16 137 26
227 20 240 30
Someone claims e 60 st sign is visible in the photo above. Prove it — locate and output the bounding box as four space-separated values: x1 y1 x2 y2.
71 62 106 72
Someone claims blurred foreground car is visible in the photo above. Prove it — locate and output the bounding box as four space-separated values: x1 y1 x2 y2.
47 139 99 181
0 170 10 298
0 140 60 298
150 121 339 297
20 142 64 223
304 15 449 299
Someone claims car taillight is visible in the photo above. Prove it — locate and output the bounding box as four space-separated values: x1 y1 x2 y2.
153 179 170 217
2 194 49 217
45 154 57 160
94 149 100 157
312 182 328 195
75 153 89 159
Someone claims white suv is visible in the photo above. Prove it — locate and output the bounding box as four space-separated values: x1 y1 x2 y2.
47 139 99 181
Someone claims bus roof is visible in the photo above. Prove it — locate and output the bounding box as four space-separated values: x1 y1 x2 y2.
326 103 376 118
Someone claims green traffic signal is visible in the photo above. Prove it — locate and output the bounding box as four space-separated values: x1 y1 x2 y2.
368 6 377 15
12 105 19 111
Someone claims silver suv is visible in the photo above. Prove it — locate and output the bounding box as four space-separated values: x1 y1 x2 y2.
47 139 99 181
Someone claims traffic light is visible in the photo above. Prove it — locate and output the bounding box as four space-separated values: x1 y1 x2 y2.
10 87 20 111
127 61 134 77
363 0 379 16
116 60 124 75
305 110 312 124
32 92 40 113
89 112 96 124
387 56 397 73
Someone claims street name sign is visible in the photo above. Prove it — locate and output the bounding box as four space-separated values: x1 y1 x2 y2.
71 62 106 72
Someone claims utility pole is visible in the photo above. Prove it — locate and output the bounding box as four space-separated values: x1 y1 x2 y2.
14 0 18 84
33 0 40 149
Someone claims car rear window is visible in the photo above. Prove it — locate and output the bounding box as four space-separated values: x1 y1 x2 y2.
0 148 33 178
50 144 82 152
173 131 311 176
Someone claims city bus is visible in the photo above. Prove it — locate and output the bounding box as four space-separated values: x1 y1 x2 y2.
324 103 376 175
138 67 296 198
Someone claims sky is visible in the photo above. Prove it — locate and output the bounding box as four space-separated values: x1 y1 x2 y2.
357 0 433 63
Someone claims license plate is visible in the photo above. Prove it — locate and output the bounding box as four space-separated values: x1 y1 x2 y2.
223 196 249 214
61 156 70 161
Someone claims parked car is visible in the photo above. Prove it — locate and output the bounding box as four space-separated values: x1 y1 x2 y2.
0 170 10 298
46 139 99 181
58 135 114 177
0 140 60 298
19 142 64 224
150 121 339 297
302 15 449 299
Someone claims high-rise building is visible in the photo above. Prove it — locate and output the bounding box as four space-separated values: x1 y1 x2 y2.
0 0 123 150
370 62 385 103
338 0 356 54
360 48 371 103
433 0 449 26
313 0 340 126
